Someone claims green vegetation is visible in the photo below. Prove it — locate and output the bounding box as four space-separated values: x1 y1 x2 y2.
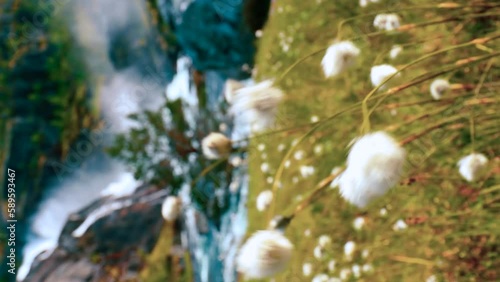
0 1 92 216
246 0 499 281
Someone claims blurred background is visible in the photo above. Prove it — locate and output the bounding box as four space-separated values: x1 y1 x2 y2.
1 0 269 281
1 0 499 282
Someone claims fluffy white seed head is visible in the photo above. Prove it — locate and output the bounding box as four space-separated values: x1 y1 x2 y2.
256 190 274 212
389 45 403 59
430 79 450 100
201 132 232 159
379 208 388 216
303 262 313 276
359 0 369 7
385 14 401 30
457 153 489 182
353 217 365 230
426 275 437 282
374 14 387 29
374 14 400 30
370 64 399 89
340 268 352 280
237 230 293 279
321 41 361 78
312 274 330 282
393 219 408 231
328 260 336 272
344 241 356 261
294 150 305 160
360 0 380 7
278 144 286 151
339 131 405 208
314 144 323 154
231 79 283 113
352 264 361 278
318 235 332 248
304 229 311 237
261 162 270 173
314 245 324 260
230 80 284 133
362 264 373 273
224 79 244 104
300 165 315 178
161 196 182 222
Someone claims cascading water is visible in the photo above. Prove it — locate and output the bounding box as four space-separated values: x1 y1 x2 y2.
17 0 260 281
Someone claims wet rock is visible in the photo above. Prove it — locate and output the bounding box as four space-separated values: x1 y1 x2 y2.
24 185 170 282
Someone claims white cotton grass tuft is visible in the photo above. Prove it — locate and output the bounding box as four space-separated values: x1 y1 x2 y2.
457 153 489 182
304 229 311 237
339 131 405 208
393 219 408 231
161 196 182 222
256 190 274 212
294 150 305 160
379 208 388 216
426 275 437 282
314 245 324 260
344 241 356 261
385 14 401 30
373 14 387 29
314 144 323 154
430 79 450 100
359 0 379 8
303 262 313 276
340 268 352 280
321 41 361 78
230 79 284 133
370 64 399 89
389 45 403 59
261 162 270 173
300 165 315 178
328 260 336 272
201 132 232 160
352 264 361 278
266 176 274 184
312 273 330 282
353 216 365 230
230 156 243 167
224 79 244 104
362 264 373 273
277 144 286 151
236 230 293 279
318 235 332 248
374 14 401 31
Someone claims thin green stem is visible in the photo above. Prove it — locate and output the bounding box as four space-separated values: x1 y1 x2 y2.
336 4 465 40
272 169 344 228
361 39 499 134
480 185 500 195
470 58 494 152
368 52 500 117
267 103 361 219
277 47 328 83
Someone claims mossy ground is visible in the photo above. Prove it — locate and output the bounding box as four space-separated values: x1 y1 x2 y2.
246 0 499 281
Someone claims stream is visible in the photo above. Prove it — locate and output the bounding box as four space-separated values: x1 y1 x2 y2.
17 0 261 281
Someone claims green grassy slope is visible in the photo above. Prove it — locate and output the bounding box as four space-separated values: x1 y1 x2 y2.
246 1 499 281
